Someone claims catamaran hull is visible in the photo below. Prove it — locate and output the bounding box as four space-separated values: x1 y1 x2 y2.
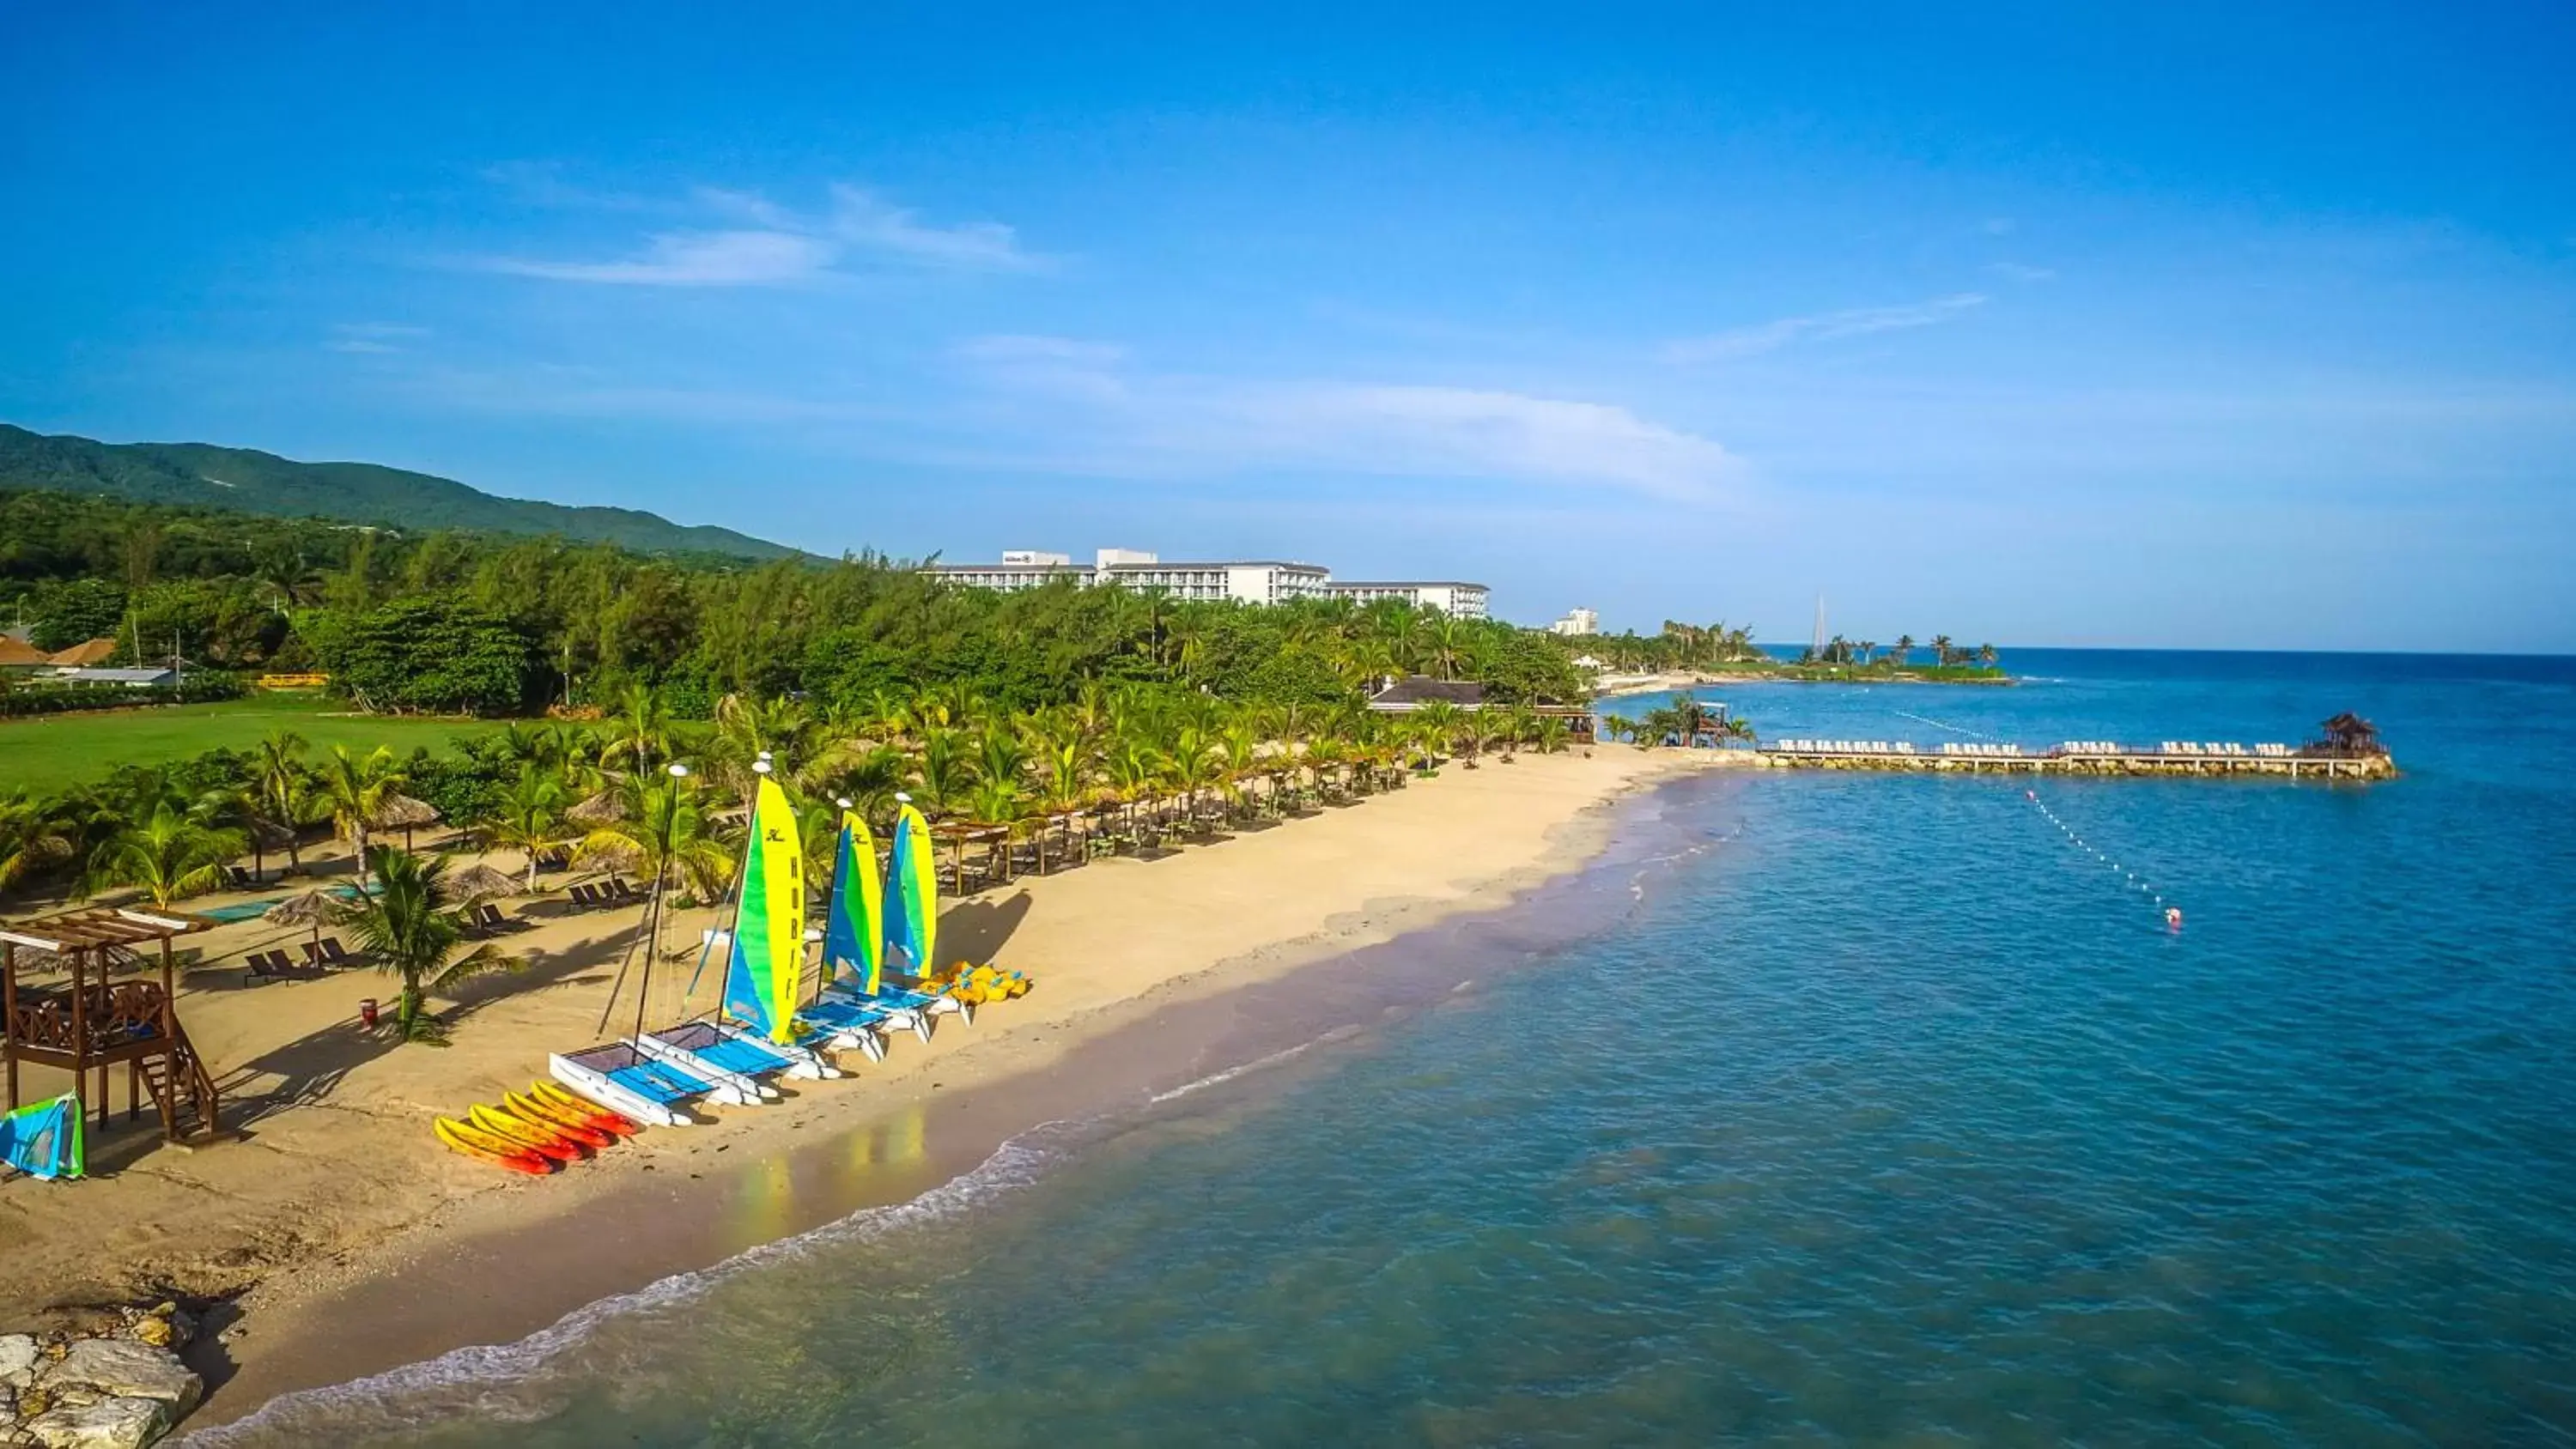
548 1054 694 1128
819 988 942 1040
629 1035 775 1104
711 1022 842 1078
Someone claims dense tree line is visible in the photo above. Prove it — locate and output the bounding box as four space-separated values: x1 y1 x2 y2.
0 488 1586 714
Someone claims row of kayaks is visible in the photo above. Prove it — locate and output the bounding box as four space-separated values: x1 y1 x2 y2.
433 1083 641 1175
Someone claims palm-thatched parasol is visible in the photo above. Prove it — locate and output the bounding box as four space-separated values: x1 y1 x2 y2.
369 793 444 852
565 788 625 829
444 863 521 904
243 816 296 882
263 887 349 947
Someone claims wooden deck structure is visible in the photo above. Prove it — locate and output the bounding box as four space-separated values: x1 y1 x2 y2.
1756 713 2397 781
1 907 224 1143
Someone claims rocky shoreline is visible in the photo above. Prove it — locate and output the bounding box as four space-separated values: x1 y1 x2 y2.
2 1306 204 1448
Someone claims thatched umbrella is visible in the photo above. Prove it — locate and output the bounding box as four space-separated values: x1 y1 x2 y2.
445 863 521 904
565 788 625 829
244 817 295 883
370 793 443 852
263 888 347 949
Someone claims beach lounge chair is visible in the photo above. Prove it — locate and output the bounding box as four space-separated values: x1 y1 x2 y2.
476 902 509 931
313 937 354 967
549 1042 717 1127
568 882 601 908
245 949 295 985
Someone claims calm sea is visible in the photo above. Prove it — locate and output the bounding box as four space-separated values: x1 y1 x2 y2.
204 650 2576 1446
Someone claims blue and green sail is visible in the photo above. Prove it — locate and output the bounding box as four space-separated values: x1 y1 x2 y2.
0 1094 82 1181
723 776 806 1045
882 803 937 977
824 810 884 995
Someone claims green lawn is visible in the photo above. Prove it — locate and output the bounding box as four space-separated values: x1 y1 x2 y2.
0 692 505 788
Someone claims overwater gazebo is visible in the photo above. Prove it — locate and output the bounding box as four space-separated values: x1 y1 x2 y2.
2312 712 2387 757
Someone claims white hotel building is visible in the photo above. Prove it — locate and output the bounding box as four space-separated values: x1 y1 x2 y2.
927 549 1489 618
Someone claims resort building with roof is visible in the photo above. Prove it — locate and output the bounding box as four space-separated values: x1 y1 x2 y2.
926 549 1481 614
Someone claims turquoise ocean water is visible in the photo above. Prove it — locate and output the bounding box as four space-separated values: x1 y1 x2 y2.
206 651 2576 1446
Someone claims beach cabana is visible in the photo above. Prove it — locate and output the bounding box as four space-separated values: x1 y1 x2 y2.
445 863 521 904
565 789 625 830
1 907 222 1142
262 888 347 949
2312 712 2387 758
369 793 443 852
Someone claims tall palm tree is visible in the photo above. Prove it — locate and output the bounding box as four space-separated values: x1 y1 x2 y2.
85 801 245 907
477 765 568 893
1413 700 1461 761
252 730 316 875
1978 643 1999 669
575 772 738 963
342 846 519 1043
604 681 673 774
315 744 404 888
1892 634 1915 666
914 724 975 819
1930 634 1954 667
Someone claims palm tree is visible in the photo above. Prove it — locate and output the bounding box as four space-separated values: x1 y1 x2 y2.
1534 716 1571 754
821 743 909 827
252 730 316 876
575 772 738 961
1413 700 1461 761
1892 634 1915 667
1978 643 1999 669
342 846 519 1043
914 724 975 819
86 801 245 907
604 681 673 774
0 789 75 893
315 744 404 888
1930 634 1954 668
477 765 568 893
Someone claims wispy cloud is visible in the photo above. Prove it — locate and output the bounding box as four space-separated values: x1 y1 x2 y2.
1662 294 1987 363
476 182 1045 287
952 337 1739 502
325 322 430 355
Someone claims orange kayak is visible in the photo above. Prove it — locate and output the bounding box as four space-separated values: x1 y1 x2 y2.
507 1090 621 1146
434 1116 550 1175
534 1080 641 1135
469 1103 584 1162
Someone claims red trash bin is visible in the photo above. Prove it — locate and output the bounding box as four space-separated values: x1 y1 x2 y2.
359 997 380 1029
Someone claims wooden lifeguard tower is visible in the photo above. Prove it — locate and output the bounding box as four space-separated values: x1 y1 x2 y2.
1 907 223 1143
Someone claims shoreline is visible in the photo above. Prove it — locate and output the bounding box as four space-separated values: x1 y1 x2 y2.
80 749 1732 1431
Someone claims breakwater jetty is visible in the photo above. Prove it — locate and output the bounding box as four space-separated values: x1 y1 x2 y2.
1759 741 2394 780
1752 712 2395 781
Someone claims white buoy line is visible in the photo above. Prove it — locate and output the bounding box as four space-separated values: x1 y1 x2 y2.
2022 785 2179 919
1893 708 2004 742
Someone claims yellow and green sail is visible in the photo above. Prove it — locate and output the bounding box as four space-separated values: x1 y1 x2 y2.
824 810 884 994
883 803 936 977
723 777 805 1044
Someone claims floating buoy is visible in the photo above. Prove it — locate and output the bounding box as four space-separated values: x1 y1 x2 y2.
2165 906 2183 931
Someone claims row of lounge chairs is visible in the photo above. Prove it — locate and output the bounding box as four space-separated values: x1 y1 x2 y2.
1772 739 1917 755
565 879 644 909
1940 742 2026 757
2160 742 2292 757
243 937 356 984
2057 740 2123 754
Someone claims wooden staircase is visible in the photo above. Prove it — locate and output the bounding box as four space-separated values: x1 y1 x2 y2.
133 1021 222 1143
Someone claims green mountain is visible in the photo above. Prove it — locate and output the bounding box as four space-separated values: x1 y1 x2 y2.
0 424 795 560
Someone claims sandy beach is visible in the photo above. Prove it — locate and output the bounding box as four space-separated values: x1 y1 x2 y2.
0 747 1735 1423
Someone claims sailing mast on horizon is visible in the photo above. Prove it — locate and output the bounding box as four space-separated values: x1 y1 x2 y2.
1811 594 1826 659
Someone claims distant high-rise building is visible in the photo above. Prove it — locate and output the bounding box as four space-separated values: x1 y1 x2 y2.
1549 607 1599 636
1323 580 1490 619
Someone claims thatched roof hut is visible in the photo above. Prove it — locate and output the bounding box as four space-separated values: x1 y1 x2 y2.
263 888 348 944
445 863 521 903
565 789 625 829
2315 712 2386 756
369 792 443 850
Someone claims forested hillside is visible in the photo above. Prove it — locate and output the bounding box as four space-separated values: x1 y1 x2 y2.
0 423 793 559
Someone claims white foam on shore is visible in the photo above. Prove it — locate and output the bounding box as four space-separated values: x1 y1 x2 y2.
183 1131 1063 1446
1148 1040 1319 1104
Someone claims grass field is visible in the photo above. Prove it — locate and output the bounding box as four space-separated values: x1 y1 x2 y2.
1 692 505 787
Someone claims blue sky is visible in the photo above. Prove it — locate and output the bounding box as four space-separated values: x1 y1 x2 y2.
4 3 2572 650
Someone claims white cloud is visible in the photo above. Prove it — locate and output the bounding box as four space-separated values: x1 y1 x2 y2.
829 185 1043 272
1662 294 1988 363
486 229 840 287
325 322 430 355
477 182 1043 287
953 343 1738 502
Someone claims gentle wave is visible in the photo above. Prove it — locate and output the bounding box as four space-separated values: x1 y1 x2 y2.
184 1132 1064 1446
